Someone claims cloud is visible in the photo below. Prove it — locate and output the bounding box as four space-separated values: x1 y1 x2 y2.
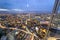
0 9 10 11
0 8 24 12
12 9 24 11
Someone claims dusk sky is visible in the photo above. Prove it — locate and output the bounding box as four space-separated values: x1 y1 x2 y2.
0 0 55 12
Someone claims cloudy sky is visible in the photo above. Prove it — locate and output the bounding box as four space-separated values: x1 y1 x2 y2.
0 0 55 12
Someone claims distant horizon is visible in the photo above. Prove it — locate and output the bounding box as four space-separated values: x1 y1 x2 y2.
0 9 52 13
